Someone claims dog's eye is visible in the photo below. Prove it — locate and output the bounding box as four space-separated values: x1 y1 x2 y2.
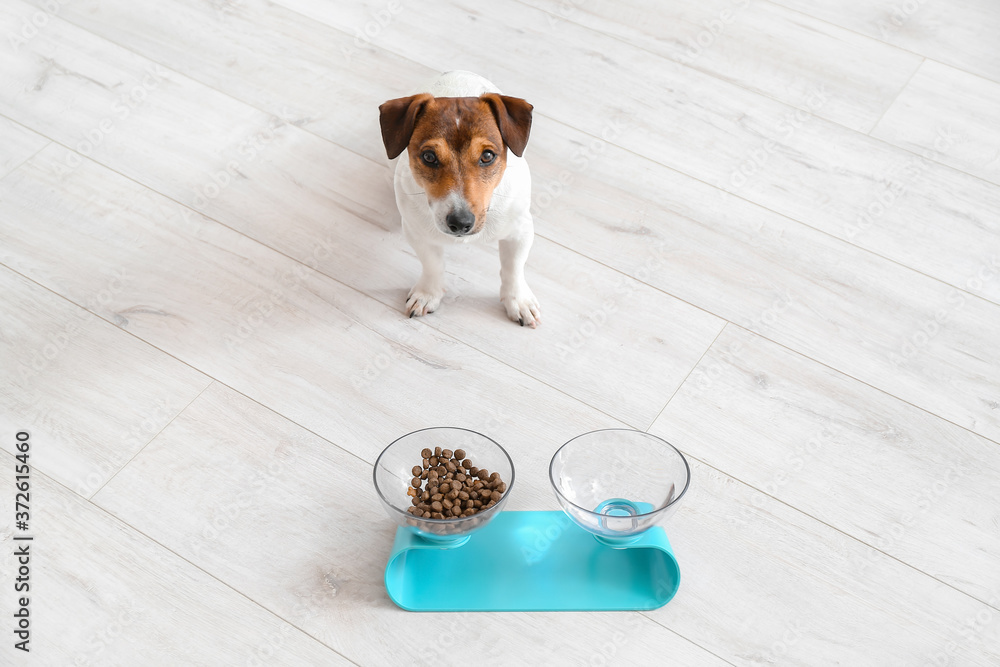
480 150 496 165
421 150 438 166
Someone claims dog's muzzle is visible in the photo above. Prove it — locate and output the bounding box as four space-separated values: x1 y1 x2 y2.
445 208 475 236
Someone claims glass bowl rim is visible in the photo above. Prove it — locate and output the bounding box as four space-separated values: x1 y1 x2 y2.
373 426 516 525
548 428 690 520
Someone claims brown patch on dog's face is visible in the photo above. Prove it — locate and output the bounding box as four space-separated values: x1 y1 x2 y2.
406 97 509 236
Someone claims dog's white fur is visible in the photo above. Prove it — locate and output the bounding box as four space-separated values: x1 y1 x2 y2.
393 71 540 327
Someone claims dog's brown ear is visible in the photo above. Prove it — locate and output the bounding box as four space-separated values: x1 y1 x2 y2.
481 94 533 157
379 93 433 159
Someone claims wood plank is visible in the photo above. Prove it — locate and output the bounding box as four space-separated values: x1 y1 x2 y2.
872 60 1000 185
0 116 47 179
169 121 723 428
0 2 723 428
769 0 1000 83
0 144 622 505
525 114 1000 443
0 1 283 194
0 453 352 665
14 0 423 164
9 1 991 320
94 382 730 666
403 239 725 427
652 325 1000 605
31 0 921 134
4 1 993 442
93 381 1000 665
654 458 999 666
0 0 996 662
523 0 922 132
262 0 1000 309
0 266 210 496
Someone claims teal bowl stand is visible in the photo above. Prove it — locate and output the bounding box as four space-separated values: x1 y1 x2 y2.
384 510 680 611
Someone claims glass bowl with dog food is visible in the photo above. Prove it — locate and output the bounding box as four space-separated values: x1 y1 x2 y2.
373 426 515 546
549 429 690 546
377 427 685 611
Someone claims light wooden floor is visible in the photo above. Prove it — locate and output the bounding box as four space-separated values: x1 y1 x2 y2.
1 0 998 664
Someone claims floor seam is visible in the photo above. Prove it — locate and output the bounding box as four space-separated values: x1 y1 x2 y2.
4 8 998 316
89 380 215 500
2 140 997 447
644 324 728 432
866 57 926 136
0 449 363 667
760 0 1000 86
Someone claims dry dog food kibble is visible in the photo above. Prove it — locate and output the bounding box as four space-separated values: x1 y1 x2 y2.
406 449 506 520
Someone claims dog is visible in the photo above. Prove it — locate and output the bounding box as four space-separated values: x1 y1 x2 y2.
379 71 540 327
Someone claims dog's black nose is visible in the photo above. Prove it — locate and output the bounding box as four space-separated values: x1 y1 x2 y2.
446 209 475 235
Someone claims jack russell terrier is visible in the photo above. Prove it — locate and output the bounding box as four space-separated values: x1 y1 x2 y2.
379 71 540 327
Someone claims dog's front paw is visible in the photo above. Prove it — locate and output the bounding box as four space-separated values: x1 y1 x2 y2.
406 284 445 318
501 284 541 328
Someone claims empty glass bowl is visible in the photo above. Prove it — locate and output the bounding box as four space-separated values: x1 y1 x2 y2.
373 427 515 545
549 429 690 545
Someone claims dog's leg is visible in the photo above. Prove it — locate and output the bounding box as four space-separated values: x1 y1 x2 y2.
405 234 446 318
499 225 541 328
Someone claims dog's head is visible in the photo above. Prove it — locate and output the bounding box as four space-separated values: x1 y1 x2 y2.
379 93 533 237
